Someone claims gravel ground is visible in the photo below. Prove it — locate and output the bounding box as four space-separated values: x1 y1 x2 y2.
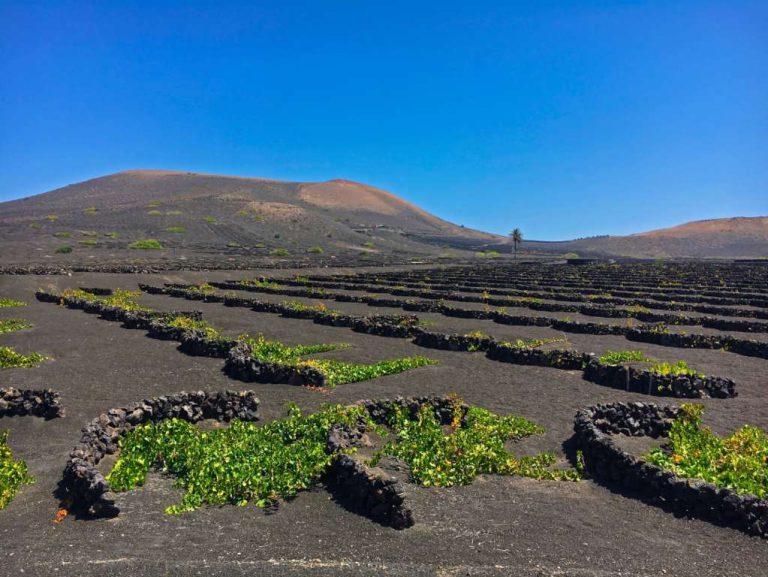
1 269 767 577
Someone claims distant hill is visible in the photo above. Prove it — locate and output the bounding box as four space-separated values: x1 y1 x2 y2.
522 217 768 259
0 170 502 266
0 170 764 267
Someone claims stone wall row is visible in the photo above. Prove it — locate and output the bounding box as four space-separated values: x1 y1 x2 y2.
37 290 738 398
60 390 261 516
573 402 768 538
0 387 64 419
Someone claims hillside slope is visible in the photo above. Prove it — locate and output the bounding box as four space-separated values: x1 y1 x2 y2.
0 170 501 266
522 217 768 259
1 170 764 267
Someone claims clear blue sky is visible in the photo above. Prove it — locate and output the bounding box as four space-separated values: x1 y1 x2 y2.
1 1 765 240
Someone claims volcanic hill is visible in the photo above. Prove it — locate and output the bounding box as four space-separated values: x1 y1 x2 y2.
523 217 768 259
0 170 764 267
0 170 501 267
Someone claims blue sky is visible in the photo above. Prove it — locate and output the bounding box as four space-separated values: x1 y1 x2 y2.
1 1 765 240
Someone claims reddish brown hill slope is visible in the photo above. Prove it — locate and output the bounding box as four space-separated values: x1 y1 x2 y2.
523 217 768 259
1 170 763 265
0 170 501 266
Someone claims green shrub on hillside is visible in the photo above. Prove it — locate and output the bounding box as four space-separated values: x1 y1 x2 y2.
55 245 73 254
475 250 501 258
128 239 163 250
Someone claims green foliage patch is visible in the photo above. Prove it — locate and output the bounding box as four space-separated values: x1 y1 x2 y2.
166 316 224 341
55 245 73 254
239 279 285 289
62 288 150 313
0 319 33 335
372 401 581 487
128 239 163 250
0 347 48 369
623 305 652 314
501 336 568 349
107 403 369 514
271 248 290 257
281 300 336 314
0 298 26 308
186 283 216 294
108 398 579 516
598 350 652 365
166 226 186 234
597 351 702 376
645 404 768 499
241 334 349 365
0 431 34 510
301 356 436 388
505 295 544 305
649 361 704 378
239 335 434 387
475 250 501 258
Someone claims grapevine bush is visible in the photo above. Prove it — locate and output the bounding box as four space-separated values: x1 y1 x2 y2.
108 403 372 514
0 431 33 509
0 319 32 335
372 401 582 487
645 404 768 498
0 347 48 369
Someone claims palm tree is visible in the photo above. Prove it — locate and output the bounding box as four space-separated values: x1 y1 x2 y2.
510 228 523 261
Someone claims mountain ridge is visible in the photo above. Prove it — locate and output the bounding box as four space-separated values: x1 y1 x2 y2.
0 170 765 263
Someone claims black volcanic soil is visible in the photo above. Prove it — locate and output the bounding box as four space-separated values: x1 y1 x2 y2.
1 269 767 576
